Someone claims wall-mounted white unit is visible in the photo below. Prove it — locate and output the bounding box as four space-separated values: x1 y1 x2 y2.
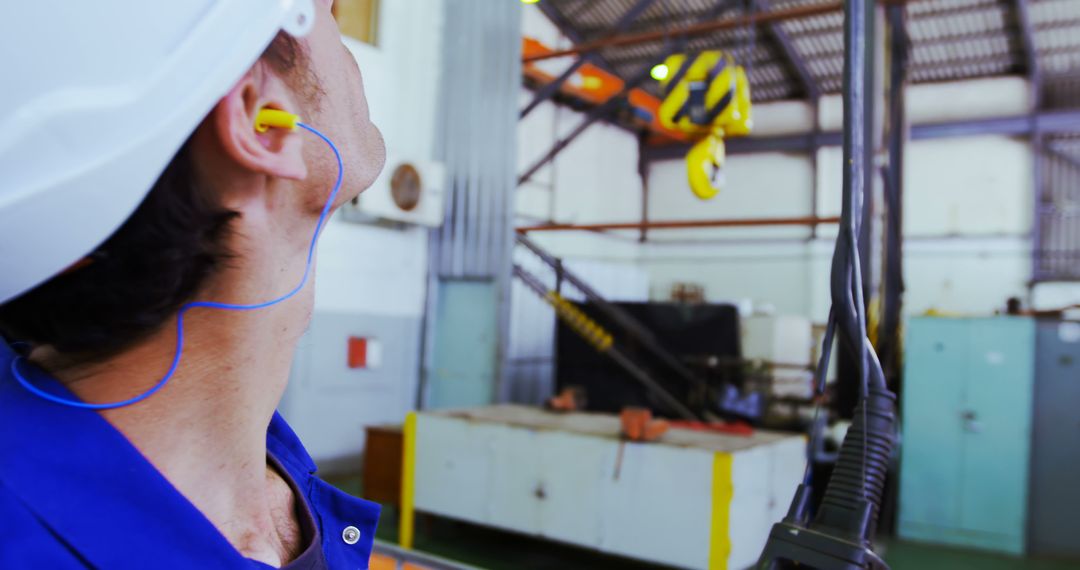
344 155 446 227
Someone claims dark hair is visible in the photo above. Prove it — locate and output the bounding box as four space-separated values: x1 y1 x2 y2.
0 32 311 362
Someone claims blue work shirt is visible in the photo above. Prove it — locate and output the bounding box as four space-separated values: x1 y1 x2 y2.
0 341 380 569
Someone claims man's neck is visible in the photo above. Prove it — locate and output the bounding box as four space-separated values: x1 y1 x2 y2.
34 270 313 565
28 170 321 564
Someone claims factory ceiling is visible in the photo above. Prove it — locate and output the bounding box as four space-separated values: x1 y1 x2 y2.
536 0 1080 107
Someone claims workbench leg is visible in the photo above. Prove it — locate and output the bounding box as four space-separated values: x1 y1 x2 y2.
399 411 417 550
708 452 733 570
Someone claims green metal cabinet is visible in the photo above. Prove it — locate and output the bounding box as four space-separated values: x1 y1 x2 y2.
898 317 1035 556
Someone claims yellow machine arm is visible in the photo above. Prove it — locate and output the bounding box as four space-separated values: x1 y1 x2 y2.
656 51 753 201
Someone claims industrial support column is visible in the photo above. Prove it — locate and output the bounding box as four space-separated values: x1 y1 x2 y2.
1014 0 1046 283
837 0 886 420
420 0 520 412
878 4 908 392
872 2 909 540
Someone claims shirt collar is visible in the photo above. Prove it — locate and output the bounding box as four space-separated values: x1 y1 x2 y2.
267 407 317 477
0 341 259 569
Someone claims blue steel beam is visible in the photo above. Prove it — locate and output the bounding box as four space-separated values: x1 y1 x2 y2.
641 109 1080 161
521 0 658 119
518 57 658 186
521 60 590 119
518 0 736 187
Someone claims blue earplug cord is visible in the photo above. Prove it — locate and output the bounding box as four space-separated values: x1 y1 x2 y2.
11 122 343 410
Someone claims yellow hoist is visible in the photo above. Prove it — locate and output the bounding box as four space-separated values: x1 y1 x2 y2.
657 51 753 200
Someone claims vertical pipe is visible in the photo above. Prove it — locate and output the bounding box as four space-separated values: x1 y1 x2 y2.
833 0 872 418
1047 151 1054 277
874 4 907 536
638 134 651 244
879 3 907 390
1071 152 1079 276
1050 151 1059 276
494 0 523 403
399 411 417 549
1053 148 1062 276
1032 132 1045 282
1072 152 1079 277
1060 150 1067 277
810 97 821 241
463 1 482 277
447 1 467 277
1024 0 1045 284
759 2 896 560
859 2 882 315
844 0 867 267
475 0 493 277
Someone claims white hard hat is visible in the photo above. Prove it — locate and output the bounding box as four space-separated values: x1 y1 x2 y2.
0 0 316 304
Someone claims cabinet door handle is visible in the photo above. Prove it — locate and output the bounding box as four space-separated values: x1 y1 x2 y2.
961 410 982 433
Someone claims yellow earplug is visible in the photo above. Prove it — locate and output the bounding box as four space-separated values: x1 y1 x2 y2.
254 108 301 133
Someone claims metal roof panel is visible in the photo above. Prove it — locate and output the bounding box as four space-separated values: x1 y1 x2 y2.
536 0 1080 101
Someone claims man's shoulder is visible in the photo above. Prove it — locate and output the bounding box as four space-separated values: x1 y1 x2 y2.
0 481 88 568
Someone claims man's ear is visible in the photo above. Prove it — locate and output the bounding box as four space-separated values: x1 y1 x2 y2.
209 64 307 180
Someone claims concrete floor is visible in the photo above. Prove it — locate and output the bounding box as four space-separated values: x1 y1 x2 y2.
372 507 1078 570
325 475 1077 570
882 541 1077 570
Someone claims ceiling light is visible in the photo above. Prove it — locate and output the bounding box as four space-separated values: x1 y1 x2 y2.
650 63 669 81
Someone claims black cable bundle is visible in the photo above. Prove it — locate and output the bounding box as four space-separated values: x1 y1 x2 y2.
756 0 897 567
756 389 895 570
814 386 896 543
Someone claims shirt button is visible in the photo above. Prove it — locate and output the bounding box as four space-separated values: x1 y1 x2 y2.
342 525 361 545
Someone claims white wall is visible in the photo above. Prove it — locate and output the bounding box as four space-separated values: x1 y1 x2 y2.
283 0 444 466
316 0 444 318
643 143 1035 322
515 7 1053 329
818 76 1032 130
519 65 1045 322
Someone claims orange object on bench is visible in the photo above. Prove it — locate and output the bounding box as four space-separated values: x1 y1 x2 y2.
546 386 586 412
669 420 754 437
620 407 670 442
